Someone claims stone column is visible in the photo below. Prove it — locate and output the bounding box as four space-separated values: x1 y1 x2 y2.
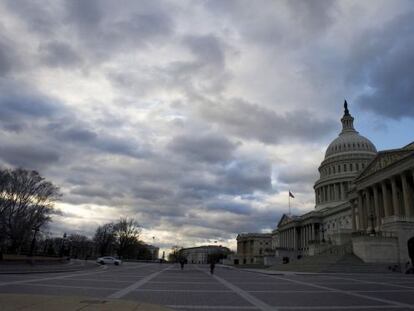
304 226 308 247
365 188 371 231
372 185 380 228
391 176 400 216
286 230 289 249
326 185 330 202
311 224 315 241
293 228 297 250
316 189 319 204
351 200 356 231
401 172 412 218
358 191 364 230
303 227 306 248
381 181 391 217
340 182 345 200
334 184 339 201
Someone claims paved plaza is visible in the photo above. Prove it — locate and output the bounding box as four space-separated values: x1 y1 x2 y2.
0 263 414 310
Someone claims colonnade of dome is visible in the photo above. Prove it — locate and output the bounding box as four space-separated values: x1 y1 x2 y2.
314 101 377 210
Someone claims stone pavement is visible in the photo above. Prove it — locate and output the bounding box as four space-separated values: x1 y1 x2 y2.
0 294 172 310
0 259 102 274
1 262 414 310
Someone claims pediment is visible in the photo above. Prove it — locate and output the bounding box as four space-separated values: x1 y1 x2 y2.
357 149 414 180
277 214 296 228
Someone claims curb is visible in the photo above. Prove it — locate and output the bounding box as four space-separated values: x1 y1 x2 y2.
0 263 105 275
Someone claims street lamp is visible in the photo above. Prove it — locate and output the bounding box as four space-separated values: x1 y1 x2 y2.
29 226 41 257
152 236 155 261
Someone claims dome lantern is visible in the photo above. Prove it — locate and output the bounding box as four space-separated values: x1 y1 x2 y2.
340 100 356 134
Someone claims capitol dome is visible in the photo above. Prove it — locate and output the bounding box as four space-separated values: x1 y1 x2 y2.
325 129 377 159
314 101 377 210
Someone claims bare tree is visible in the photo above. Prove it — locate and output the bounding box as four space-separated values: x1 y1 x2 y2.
114 218 141 258
68 234 93 259
93 223 116 256
0 168 60 254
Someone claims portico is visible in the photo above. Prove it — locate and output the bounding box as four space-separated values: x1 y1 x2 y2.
350 146 414 232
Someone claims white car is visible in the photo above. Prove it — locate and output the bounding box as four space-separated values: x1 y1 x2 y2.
97 256 122 265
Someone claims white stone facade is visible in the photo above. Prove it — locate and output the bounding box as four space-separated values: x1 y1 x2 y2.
273 102 414 268
236 233 273 264
180 245 230 264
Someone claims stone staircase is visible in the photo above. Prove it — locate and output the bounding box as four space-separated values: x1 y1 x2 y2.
269 243 398 273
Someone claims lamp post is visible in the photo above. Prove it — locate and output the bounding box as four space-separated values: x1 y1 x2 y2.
152 236 155 261
29 226 41 257
59 233 67 257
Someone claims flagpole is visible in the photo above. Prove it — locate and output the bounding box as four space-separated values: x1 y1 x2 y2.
288 190 291 215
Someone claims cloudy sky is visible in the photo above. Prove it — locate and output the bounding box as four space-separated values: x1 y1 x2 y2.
1 0 413 253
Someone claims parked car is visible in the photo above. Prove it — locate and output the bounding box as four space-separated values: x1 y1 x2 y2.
97 256 122 265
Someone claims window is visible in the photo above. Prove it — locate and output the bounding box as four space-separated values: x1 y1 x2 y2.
350 163 353 171
344 164 347 172
356 163 359 170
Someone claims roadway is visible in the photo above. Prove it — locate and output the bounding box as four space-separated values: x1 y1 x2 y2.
1 262 414 310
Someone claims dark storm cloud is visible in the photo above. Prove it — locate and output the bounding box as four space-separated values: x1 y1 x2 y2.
132 184 173 201
0 38 15 76
183 34 225 68
278 166 318 186
206 201 253 215
178 158 272 198
48 123 151 159
351 11 414 119
71 185 123 200
39 42 82 67
64 0 174 59
3 0 59 35
203 0 337 47
198 98 336 144
168 133 238 163
65 0 102 28
0 80 64 131
0 143 60 169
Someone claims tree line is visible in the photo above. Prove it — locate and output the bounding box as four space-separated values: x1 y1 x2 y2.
0 167 155 260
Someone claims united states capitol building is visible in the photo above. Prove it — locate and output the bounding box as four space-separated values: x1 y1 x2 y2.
237 102 414 269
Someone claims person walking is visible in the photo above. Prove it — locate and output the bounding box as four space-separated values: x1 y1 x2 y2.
179 258 185 270
210 261 215 275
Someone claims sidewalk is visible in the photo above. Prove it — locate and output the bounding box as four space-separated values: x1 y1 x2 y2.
219 264 317 275
0 260 103 274
0 294 172 311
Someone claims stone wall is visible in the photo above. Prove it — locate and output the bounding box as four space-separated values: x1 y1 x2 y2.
352 236 399 263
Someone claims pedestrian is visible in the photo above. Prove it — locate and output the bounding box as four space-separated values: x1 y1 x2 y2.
210 261 215 275
179 258 185 270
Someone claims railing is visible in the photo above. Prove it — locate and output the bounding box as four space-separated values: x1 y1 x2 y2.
382 216 414 225
317 241 353 256
352 231 396 238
